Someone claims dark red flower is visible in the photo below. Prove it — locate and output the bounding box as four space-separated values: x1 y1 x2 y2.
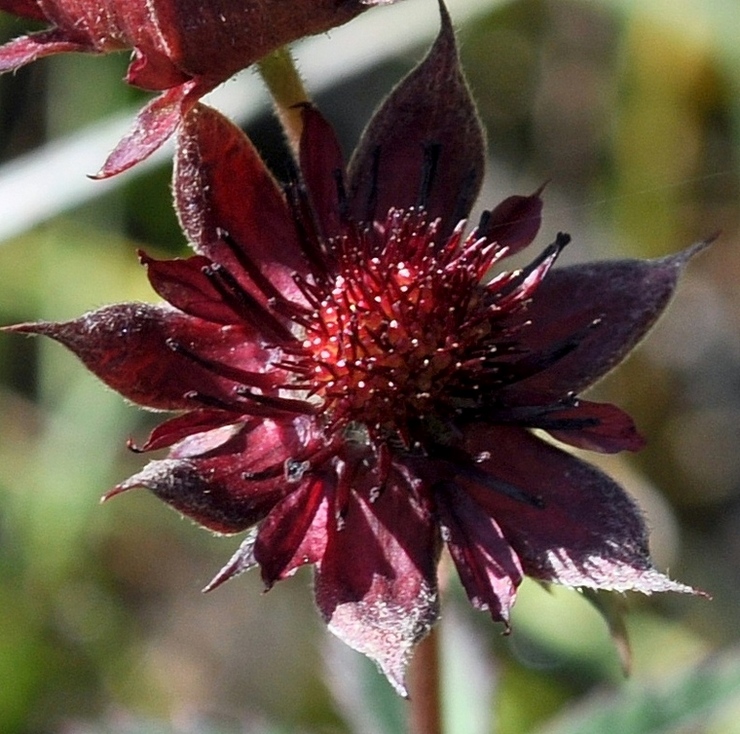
0 0 374 176
6 6 703 694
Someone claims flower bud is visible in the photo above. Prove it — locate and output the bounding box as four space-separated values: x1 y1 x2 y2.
0 0 379 175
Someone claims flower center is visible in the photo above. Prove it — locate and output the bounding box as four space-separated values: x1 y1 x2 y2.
292 209 497 437
305 260 453 427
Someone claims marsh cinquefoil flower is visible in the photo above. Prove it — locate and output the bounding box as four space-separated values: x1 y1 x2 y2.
0 0 374 176
7 7 701 694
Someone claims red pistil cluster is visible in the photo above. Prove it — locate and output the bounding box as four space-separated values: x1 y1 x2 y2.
299 211 486 432
282 207 566 446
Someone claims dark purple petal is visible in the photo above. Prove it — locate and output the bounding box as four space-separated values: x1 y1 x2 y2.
95 80 203 178
107 418 316 533
0 1 47 21
140 251 243 325
491 397 645 454
5 303 275 410
175 104 308 302
545 400 645 453
0 0 372 75
170 0 369 79
131 409 242 452
169 421 249 458
255 474 331 587
203 531 258 592
460 425 696 594
142 246 296 344
488 232 567 312
436 483 522 625
499 241 710 400
299 104 346 240
125 44 191 90
348 2 485 239
0 29 90 73
478 187 544 256
107 456 280 533
315 477 440 696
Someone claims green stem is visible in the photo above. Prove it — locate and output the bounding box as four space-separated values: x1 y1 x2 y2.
407 626 443 734
257 46 310 159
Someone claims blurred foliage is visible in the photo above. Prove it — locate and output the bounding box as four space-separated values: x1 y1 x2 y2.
1 0 739 732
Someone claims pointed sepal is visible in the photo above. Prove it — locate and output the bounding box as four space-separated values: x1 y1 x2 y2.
348 0 485 239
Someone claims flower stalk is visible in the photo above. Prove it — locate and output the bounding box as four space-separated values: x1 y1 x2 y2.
257 46 310 158
408 627 443 734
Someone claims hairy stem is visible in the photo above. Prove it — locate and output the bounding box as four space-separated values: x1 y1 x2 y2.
257 46 310 159
407 626 443 734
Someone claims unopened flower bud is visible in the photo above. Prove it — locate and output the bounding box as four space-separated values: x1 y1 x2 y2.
0 0 382 175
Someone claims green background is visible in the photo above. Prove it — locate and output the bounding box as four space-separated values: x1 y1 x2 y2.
1 0 739 731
